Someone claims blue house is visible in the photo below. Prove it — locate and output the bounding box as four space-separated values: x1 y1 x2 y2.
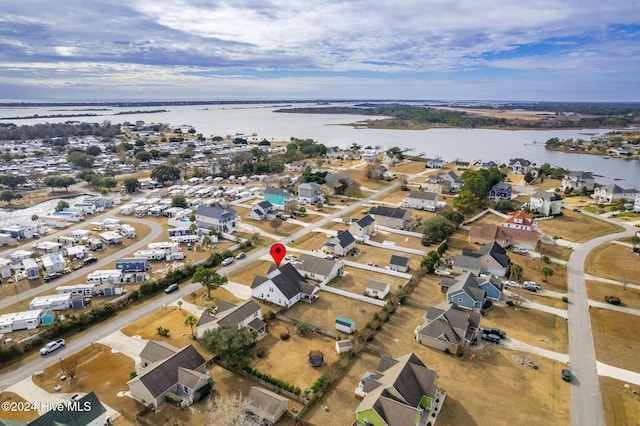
264 187 294 211
195 205 238 233
116 258 150 272
440 272 487 311
489 182 513 202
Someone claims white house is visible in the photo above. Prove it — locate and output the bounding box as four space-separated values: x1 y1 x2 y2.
22 258 40 280
349 215 376 239
41 253 67 274
592 184 638 204
0 309 46 332
196 300 265 339
29 293 72 311
562 171 595 192
87 269 124 284
530 190 563 216
402 191 438 211
508 158 532 175
195 205 238 233
251 263 319 308
248 201 275 221
365 280 390 299
298 182 325 205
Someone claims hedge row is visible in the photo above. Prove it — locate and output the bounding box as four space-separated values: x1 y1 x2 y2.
243 366 302 395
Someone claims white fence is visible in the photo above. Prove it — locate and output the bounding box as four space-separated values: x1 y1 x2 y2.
362 239 426 256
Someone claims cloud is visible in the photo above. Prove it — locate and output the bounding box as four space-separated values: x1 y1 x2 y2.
0 0 639 100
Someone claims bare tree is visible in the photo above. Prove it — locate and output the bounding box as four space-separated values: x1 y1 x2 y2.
59 357 78 385
270 218 283 233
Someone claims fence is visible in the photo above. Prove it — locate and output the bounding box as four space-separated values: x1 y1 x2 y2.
362 239 426 256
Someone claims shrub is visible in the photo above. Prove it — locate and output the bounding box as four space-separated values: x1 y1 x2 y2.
444 348 451 354
164 392 182 405
506 300 515 307
129 371 138 379
280 332 290 341
604 295 621 305
542 255 550 264
195 382 212 401
562 296 568 303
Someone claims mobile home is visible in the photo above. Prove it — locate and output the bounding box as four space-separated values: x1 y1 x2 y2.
39 215 68 228
0 309 45 332
51 211 84 222
29 293 72 311
147 242 180 254
41 253 67 274
87 269 124 284
134 250 167 261
99 231 123 245
56 284 95 297
115 258 150 272
70 230 91 239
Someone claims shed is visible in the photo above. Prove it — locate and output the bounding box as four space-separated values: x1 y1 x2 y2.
335 339 353 354
335 315 356 333
246 387 289 425
365 280 390 299
389 255 410 272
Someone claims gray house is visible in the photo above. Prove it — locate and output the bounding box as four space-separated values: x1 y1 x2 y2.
368 206 412 230
196 299 266 339
323 230 357 257
350 215 376 239
195 205 238 233
415 302 481 352
246 386 289 425
562 171 595 192
402 191 438 211
509 158 532 175
295 254 344 282
489 182 512 202
298 182 325 205
530 190 563 216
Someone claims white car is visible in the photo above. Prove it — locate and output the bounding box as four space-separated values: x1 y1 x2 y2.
40 339 65 355
284 255 297 262
221 257 234 266
504 280 520 288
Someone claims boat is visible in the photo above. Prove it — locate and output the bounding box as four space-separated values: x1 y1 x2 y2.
601 155 611 159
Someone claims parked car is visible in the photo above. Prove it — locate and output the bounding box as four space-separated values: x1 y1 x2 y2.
327 202 336 206
236 252 246 260
40 339 65 355
70 393 82 402
44 273 62 283
572 208 581 212
562 368 572 382
164 283 179 294
366 262 378 267
221 257 234 266
284 255 297 262
523 281 541 292
481 333 500 344
504 280 520 288
483 327 507 339
82 256 98 265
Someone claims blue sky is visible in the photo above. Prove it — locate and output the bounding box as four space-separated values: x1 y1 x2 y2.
1 0 639 102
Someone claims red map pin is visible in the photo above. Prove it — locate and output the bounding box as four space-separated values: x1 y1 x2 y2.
270 243 286 267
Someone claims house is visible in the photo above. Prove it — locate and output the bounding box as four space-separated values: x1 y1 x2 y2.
28 293 72 311
33 241 62 254
365 280 390 299
441 272 503 310
355 353 444 426
504 211 535 231
508 158 532 175
402 191 438 211
530 190 563 216
195 205 238 233
634 193 640 213
116 258 150 272
389 255 410 272
424 175 452 194
196 299 265 339
99 231 123 245
489 182 512 202
27 391 108 426
325 146 343 158
263 186 295 211
0 257 13 279
128 343 208 409
40 253 67 274
248 200 275 221
381 151 399 167
561 171 595 192
426 158 444 168
368 206 411 230
323 230 357 257
298 182 325 205
468 224 539 250
324 173 355 195
295 254 344 282
0 309 50 333
350 215 376 239
480 160 499 169
286 160 311 172
415 301 481 353
251 263 319 308
592 184 638 204
453 242 511 277
437 171 460 192
362 149 379 162
64 245 86 260
22 258 39 280
246 386 289 425
87 269 124 284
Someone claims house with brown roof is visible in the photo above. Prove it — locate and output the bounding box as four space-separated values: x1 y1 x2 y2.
415 302 481 352
468 223 539 250
128 343 208 409
355 353 445 426
196 299 266 339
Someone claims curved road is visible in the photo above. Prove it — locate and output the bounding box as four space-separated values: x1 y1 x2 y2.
566 211 636 426
0 180 401 391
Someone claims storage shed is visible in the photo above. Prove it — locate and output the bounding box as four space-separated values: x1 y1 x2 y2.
365 280 391 299
335 315 356 334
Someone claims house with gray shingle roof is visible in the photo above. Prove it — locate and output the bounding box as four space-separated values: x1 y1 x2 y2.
402 190 439 211
298 182 325 205
530 190 563 216
196 299 265 339
28 391 108 426
453 242 511 277
592 184 638 204
248 200 275 221
441 271 503 311
365 280 390 299
368 206 411 230
251 263 319 308
246 386 289 425
389 255 410 272
295 254 344 282
195 205 238 233
323 230 357 256
415 301 481 353
128 344 208 409
561 170 595 192
489 181 512 202
355 353 445 426
350 215 376 239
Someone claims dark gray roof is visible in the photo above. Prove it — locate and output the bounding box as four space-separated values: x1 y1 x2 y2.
325 173 353 188
296 254 339 277
139 340 179 364
447 273 487 303
336 230 356 248
248 317 267 331
477 242 511 267
369 206 409 219
417 303 481 342
251 275 269 288
354 214 375 227
177 366 208 389
509 158 532 166
264 186 291 197
196 205 237 220
491 182 512 191
407 190 437 200
256 200 273 209
27 391 106 426
373 396 421 426
133 345 206 398
389 255 409 267
217 300 261 327
254 263 316 299
532 190 563 201
569 170 593 179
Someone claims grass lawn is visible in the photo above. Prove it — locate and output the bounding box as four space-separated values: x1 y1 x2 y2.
389 159 428 174
370 230 422 247
586 280 640 310
590 307 640 372
244 218 302 236
530 178 562 191
32 343 142 421
600 376 640 426
584 243 640 285
538 242 573 261
536 211 624 243
514 257 568 293
120 306 209 358
470 212 507 226
284 291 380 334
0 392 39 422
226 260 273 285
446 229 475 251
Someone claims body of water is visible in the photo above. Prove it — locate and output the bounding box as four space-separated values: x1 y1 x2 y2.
1 103 638 185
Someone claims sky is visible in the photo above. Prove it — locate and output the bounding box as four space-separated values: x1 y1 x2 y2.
1 0 639 102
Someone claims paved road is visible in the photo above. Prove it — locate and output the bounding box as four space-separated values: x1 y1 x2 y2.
566 212 636 426
0 180 401 391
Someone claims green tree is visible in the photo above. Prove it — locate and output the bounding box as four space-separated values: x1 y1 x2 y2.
422 215 455 242
122 178 140 193
437 208 464 226
510 263 523 282
420 256 437 273
201 325 255 367
493 199 518 214
171 195 188 208
184 315 198 337
151 165 181 184
0 175 27 190
453 190 483 215
0 190 21 205
630 235 640 250
85 145 102 156
55 200 69 212
135 150 153 162
192 267 228 299
540 266 554 282
67 151 95 168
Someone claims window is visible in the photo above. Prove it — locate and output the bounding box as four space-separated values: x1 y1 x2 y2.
269 287 273 292
457 298 463 303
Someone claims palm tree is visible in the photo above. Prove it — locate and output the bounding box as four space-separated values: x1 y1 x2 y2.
630 235 640 251
510 263 523 282
192 267 228 299
184 315 197 338
202 235 212 249
540 266 554 282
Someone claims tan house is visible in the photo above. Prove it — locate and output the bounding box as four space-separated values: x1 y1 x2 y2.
368 206 411 230
415 302 481 352
453 242 511 277
350 215 376 239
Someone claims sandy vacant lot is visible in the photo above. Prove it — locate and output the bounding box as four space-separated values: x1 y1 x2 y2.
332 266 407 297
590 307 640 373
600 376 640 426
585 243 640 285
536 211 623 243
586 280 640 310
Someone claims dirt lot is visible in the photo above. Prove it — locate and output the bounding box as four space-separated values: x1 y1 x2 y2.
538 242 573 261
591 307 640 372
284 291 380 334
600 376 640 426
32 343 142 421
226 259 274 285
389 159 428 175
370 229 422 247
586 280 640 310
470 212 507 226
584 243 640 285
332 266 408 296
244 217 302 236
0 392 39 422
536 211 624 243
121 306 210 358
